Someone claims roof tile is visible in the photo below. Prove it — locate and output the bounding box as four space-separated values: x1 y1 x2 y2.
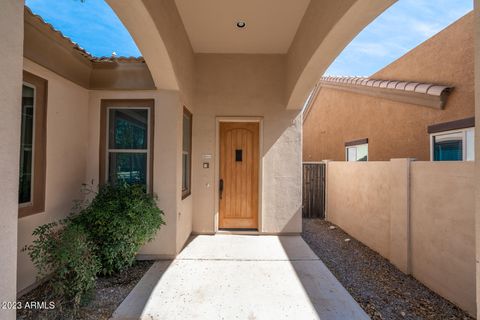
404 82 420 92
319 76 452 98
25 6 144 64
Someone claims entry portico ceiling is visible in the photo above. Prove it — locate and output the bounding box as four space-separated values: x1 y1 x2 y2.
107 0 396 109
174 0 311 54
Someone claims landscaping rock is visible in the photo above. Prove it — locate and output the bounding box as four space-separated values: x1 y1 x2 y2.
17 260 154 320
302 219 473 320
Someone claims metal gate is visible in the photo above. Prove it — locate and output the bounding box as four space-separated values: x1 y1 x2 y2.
302 163 326 219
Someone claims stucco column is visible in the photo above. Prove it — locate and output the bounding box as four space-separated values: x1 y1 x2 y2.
0 1 23 318
475 1 480 317
321 160 332 220
389 158 413 274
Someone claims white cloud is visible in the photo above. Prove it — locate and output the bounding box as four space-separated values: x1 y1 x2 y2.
411 21 442 37
324 0 472 76
351 42 390 57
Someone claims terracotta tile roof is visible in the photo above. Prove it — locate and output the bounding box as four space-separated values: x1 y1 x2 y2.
320 76 452 98
91 56 146 63
313 76 455 110
25 6 144 63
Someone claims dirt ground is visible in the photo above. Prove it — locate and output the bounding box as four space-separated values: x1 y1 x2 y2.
302 218 473 320
17 260 153 320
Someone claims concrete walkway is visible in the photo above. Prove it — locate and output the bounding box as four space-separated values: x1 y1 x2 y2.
112 235 369 320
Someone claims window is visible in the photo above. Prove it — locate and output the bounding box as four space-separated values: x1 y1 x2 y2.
345 139 368 162
182 107 192 199
100 100 154 191
19 71 47 218
20 85 35 204
431 128 474 161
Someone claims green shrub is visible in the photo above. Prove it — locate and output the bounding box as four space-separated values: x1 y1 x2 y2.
24 222 100 312
74 183 165 275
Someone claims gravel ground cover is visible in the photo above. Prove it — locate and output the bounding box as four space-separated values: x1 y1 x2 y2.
302 218 473 320
17 260 154 320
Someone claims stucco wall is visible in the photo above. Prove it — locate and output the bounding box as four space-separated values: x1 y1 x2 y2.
192 54 302 234
410 162 475 315
326 162 392 257
0 2 23 318
107 0 195 106
18 59 90 293
142 0 195 106
303 12 474 162
475 2 480 318
286 0 394 109
17 64 194 293
86 89 191 258
326 160 476 315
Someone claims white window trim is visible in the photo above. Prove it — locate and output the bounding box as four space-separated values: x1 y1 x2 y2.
345 143 368 162
19 82 37 207
429 127 474 161
105 106 151 190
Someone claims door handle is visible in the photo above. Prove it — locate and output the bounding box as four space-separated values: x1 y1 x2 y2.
219 179 224 199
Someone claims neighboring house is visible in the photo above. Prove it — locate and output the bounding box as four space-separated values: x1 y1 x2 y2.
1 1 394 303
303 12 474 162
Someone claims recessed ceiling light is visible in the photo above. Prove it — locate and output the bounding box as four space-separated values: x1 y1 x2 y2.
236 21 246 29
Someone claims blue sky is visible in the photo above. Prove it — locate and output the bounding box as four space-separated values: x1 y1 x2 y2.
25 0 141 57
325 0 473 76
26 0 472 74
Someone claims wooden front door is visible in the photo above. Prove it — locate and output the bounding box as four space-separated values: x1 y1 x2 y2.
219 122 259 229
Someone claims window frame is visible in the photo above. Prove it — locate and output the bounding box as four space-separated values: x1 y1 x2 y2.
345 138 368 162
182 106 192 200
19 82 36 208
19 71 47 218
430 127 474 161
99 100 155 193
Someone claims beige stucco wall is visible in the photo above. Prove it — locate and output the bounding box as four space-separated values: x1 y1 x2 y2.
326 160 476 315
142 0 195 106
106 0 195 106
17 62 194 292
0 1 23 318
108 0 393 110
86 89 192 258
475 2 480 318
192 54 302 234
303 12 475 162
326 161 392 257
18 59 90 293
286 0 395 109
410 162 475 316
